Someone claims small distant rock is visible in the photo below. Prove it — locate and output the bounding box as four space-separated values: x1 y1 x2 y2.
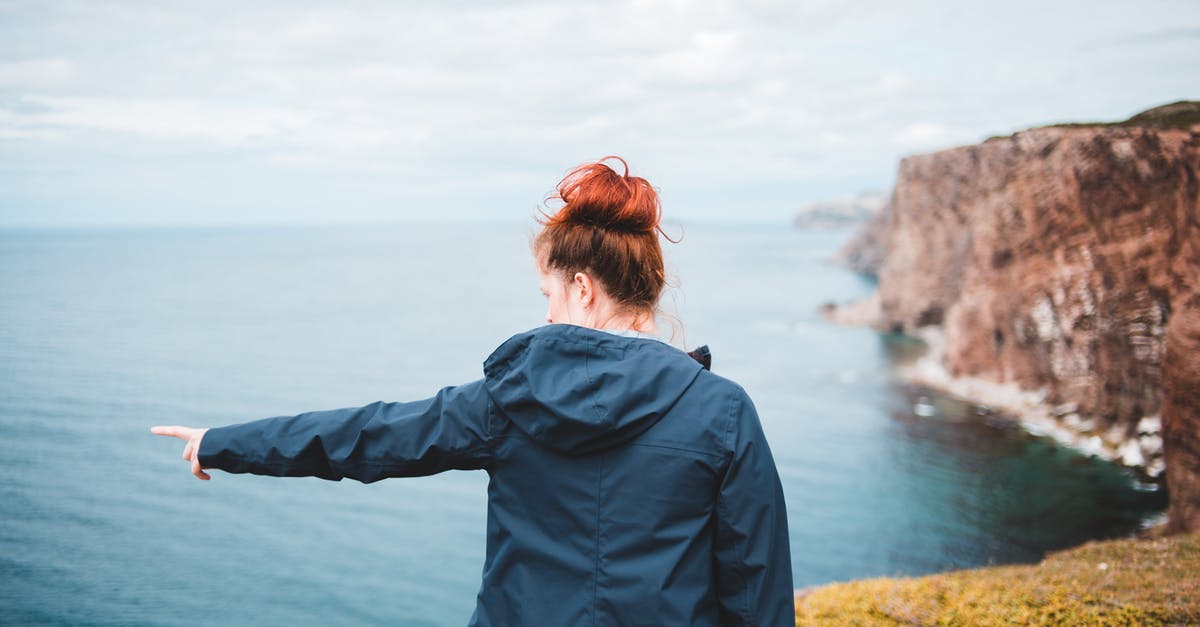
820 292 883 328
793 190 887 229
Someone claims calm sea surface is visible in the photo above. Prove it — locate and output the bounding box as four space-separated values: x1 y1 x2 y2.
0 224 1165 625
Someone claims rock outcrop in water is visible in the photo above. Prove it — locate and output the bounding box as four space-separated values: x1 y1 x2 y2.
793 190 887 229
834 101 1200 534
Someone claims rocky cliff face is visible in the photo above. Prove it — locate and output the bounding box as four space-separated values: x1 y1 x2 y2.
837 102 1200 533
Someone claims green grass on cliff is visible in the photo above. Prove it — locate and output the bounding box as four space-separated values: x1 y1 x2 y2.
1120 101 1200 129
985 101 1200 141
795 533 1200 626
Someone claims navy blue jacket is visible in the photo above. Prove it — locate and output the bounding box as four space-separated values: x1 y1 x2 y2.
199 324 794 626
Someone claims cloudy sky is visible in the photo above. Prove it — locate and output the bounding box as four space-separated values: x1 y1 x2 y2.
1 0 1197 227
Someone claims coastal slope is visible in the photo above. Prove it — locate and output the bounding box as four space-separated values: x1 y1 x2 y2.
836 102 1200 532
794 532 1200 625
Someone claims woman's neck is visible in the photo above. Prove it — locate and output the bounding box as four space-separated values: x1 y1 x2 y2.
590 309 657 335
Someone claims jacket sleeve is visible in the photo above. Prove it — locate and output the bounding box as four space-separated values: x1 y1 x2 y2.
196 379 493 483
714 387 795 626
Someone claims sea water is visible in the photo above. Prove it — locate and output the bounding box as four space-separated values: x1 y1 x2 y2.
0 224 1165 625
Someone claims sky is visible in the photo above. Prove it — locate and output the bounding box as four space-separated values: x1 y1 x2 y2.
1 0 1197 227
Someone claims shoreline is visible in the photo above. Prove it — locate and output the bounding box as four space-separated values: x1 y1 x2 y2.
822 299 1166 486
900 326 1165 485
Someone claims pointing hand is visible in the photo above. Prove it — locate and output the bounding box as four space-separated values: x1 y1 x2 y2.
151 425 212 480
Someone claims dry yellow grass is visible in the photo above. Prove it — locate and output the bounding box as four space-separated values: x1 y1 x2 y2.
795 533 1200 626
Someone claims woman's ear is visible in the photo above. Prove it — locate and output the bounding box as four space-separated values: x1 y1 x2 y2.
573 272 594 307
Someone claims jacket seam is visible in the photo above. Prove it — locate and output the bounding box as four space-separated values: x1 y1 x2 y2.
580 335 609 426
725 390 753 625
628 441 725 460
594 454 603 627
485 435 723 461
485 398 496 467
210 451 493 473
721 388 738 463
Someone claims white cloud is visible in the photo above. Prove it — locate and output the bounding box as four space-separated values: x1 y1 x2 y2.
2 94 437 151
7 96 311 144
892 122 947 145
818 131 847 147
877 71 910 93
653 30 744 83
0 125 62 141
0 58 74 87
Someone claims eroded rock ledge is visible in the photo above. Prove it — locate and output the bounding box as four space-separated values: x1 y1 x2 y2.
830 101 1200 533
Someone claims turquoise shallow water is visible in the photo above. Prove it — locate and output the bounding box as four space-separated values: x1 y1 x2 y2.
0 224 1165 625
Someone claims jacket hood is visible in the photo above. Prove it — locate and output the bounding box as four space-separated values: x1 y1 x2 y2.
483 324 703 455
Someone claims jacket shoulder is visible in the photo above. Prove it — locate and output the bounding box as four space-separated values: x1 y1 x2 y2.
691 368 755 413
664 367 758 457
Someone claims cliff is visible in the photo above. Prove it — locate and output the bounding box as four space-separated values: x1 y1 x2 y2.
835 101 1200 533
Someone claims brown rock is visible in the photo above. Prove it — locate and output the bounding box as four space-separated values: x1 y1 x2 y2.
836 198 892 278
839 102 1200 532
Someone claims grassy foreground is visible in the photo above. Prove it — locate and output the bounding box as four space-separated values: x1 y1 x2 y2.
795 533 1199 626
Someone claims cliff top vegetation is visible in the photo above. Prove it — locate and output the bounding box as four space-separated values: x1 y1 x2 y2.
795 533 1200 626
985 100 1200 141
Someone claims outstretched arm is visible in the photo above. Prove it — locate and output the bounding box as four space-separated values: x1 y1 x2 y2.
151 380 493 482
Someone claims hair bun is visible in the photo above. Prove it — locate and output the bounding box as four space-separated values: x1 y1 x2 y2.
543 156 662 234
534 156 672 313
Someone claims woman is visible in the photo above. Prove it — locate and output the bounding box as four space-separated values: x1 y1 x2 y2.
153 157 794 626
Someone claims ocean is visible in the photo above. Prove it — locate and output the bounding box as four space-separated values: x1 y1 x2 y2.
0 224 1165 625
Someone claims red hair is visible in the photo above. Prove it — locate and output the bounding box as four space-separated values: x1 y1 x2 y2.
535 156 673 313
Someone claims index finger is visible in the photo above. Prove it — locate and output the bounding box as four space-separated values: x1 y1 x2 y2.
150 425 190 440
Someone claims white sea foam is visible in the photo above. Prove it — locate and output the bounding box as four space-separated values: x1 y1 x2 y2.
895 327 1164 479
